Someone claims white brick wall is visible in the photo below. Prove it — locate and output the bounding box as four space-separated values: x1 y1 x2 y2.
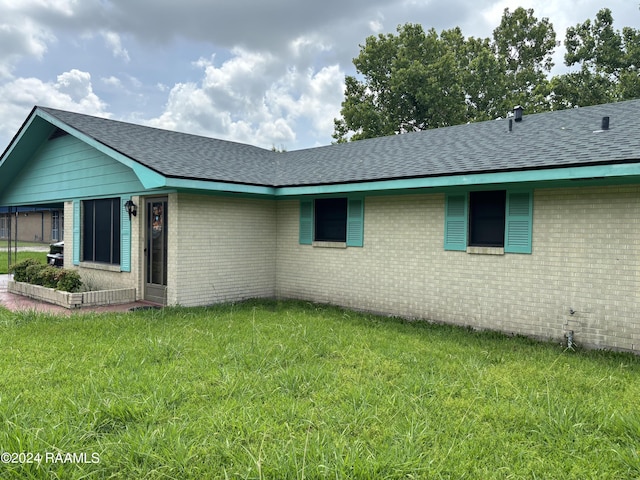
63 185 640 352
276 186 640 352
170 194 277 307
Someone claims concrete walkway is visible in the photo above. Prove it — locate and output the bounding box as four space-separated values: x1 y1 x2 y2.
0 274 156 315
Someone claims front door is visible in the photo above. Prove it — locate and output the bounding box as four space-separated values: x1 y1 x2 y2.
145 197 168 304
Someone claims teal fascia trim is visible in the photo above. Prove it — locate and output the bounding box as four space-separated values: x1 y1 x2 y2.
166 177 277 196
35 110 167 190
275 162 640 197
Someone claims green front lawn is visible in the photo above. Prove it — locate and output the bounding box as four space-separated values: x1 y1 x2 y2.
0 252 48 274
0 300 638 478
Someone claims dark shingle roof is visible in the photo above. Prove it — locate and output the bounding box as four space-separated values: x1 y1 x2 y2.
39 107 277 186
39 99 640 188
279 100 640 186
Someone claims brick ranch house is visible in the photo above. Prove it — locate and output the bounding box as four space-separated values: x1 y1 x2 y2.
1 100 640 352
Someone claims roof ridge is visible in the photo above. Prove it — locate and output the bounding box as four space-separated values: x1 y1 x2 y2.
30 98 640 188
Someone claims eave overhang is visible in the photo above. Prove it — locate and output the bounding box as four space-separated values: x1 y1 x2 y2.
274 161 640 197
94 160 640 199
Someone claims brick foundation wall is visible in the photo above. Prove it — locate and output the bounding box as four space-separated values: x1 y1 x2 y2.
275 186 640 352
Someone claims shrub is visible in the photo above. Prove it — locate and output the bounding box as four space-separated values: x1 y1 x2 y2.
9 258 43 282
39 266 61 289
25 264 47 286
10 258 83 292
55 270 82 293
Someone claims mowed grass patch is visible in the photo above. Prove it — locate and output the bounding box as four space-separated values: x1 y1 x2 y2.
0 300 639 478
0 253 48 274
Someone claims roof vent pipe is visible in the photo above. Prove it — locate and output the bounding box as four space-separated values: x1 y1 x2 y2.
509 119 513 132
601 116 609 130
514 105 523 122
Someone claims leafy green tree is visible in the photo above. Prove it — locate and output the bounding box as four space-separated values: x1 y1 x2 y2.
333 7 639 143
333 24 470 142
333 8 556 142
491 7 556 114
552 8 640 107
461 36 506 122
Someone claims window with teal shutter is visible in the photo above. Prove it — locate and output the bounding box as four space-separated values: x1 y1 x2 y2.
444 194 467 251
444 190 532 253
299 200 313 244
504 191 532 254
346 197 364 247
299 196 364 247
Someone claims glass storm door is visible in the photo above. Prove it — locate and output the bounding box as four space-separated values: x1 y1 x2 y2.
145 198 168 304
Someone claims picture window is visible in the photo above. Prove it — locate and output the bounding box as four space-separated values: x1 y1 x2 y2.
82 198 121 264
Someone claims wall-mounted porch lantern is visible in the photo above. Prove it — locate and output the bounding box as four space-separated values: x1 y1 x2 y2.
124 199 137 219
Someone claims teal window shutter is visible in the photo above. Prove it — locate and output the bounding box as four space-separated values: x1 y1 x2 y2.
444 194 468 251
346 197 364 247
505 191 533 254
72 200 80 265
120 197 131 271
299 200 313 245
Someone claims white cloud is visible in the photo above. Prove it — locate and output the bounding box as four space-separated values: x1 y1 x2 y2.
102 31 130 62
289 36 332 59
148 48 344 149
369 19 384 33
0 18 54 78
0 0 76 16
0 69 109 143
102 75 122 87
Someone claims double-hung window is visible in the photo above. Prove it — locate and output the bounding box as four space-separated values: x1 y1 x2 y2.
445 190 533 253
299 197 364 247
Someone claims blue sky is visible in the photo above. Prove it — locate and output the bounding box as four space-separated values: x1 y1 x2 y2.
1 0 639 152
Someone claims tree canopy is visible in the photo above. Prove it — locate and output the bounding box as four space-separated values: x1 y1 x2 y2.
333 7 640 143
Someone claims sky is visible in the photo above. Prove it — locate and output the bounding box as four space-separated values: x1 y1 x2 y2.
0 1 639 153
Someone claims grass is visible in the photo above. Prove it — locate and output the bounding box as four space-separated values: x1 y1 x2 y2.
0 240 50 274
0 300 638 479
0 252 48 274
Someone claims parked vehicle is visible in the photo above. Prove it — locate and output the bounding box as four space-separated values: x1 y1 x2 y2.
47 241 64 267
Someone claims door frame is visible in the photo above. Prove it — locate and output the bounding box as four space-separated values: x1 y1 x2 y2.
144 196 168 304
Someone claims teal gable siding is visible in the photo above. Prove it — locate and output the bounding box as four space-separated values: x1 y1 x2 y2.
0 135 144 205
